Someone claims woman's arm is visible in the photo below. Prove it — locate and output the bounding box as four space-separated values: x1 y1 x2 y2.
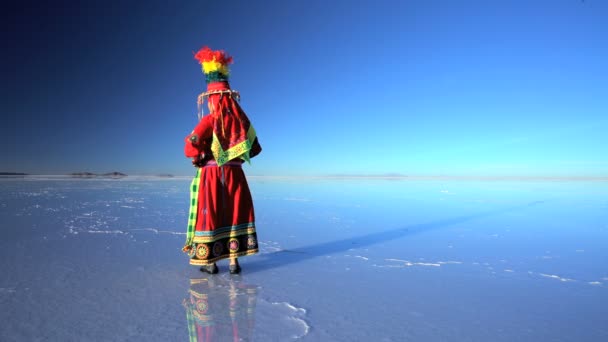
184 115 213 158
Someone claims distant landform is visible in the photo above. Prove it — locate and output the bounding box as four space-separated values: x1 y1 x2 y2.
157 173 174 178
1 172 178 178
70 172 128 178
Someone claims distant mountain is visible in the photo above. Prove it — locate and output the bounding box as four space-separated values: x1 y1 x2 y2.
157 173 174 178
0 172 28 176
101 172 127 178
70 172 97 178
69 172 127 178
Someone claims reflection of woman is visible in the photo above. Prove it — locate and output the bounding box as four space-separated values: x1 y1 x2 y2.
183 47 262 274
183 277 258 341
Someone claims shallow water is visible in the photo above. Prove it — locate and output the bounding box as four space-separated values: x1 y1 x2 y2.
1 177 607 341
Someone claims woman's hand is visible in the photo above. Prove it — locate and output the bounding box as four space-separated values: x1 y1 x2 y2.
191 153 208 167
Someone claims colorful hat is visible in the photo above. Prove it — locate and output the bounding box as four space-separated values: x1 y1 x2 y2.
194 46 240 104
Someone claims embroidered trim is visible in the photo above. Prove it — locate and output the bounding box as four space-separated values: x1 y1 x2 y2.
194 222 254 236
183 168 201 251
189 249 259 266
210 125 257 166
192 227 256 243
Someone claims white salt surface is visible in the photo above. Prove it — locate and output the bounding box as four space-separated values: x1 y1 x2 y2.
1 177 608 341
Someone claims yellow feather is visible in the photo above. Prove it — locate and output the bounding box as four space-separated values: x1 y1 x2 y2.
202 61 229 75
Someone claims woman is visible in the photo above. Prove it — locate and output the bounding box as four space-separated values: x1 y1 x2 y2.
183 46 262 274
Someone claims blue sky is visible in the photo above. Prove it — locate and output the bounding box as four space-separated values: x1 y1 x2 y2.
2 0 607 176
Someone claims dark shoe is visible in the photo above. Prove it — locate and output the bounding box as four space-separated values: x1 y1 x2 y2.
229 264 241 274
200 263 218 274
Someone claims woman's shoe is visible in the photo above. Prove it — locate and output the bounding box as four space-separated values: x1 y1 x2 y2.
229 264 241 274
200 263 218 274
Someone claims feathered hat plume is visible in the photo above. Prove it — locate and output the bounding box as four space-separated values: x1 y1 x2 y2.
194 46 233 83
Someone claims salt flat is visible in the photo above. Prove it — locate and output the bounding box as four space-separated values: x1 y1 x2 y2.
1 177 607 341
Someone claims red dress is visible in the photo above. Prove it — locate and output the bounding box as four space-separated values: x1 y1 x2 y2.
184 113 261 265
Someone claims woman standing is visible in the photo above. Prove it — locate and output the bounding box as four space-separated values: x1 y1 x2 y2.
183 46 262 274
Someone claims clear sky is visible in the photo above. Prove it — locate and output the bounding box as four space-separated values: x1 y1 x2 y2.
2 0 607 177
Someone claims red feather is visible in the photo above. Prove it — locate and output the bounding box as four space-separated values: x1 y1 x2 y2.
194 46 233 65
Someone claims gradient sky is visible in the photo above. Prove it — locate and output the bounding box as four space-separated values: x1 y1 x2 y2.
2 0 607 176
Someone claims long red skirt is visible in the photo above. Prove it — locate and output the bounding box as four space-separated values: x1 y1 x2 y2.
187 161 258 265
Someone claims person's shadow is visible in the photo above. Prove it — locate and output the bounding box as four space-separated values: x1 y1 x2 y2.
245 201 545 273
183 276 258 341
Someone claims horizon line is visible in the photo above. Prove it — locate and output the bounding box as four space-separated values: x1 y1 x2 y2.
4 173 608 182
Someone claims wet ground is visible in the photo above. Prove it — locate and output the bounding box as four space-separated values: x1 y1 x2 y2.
1 177 607 341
